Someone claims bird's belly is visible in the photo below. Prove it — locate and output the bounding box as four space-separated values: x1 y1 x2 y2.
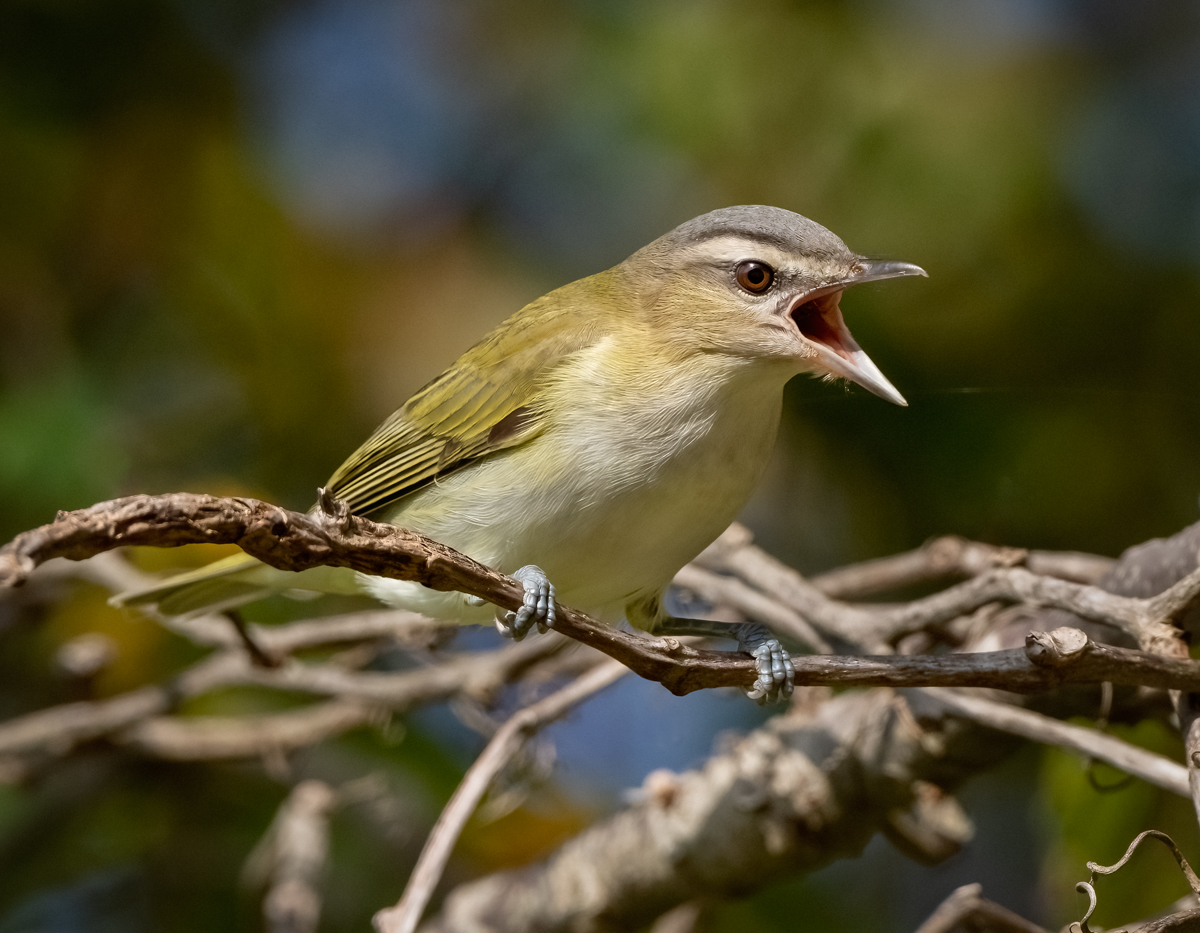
363 372 784 625
529 433 767 614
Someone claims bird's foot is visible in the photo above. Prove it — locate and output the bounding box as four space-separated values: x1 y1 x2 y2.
495 565 556 642
735 623 794 705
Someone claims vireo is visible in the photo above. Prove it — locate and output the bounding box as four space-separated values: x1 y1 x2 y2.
116 205 924 702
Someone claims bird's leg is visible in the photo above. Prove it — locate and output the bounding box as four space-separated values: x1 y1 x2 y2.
654 616 794 704
493 565 557 642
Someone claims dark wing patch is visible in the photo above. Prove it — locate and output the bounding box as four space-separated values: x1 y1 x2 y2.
487 406 539 445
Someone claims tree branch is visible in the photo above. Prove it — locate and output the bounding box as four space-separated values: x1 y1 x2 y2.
244 780 338 933
6 495 1200 700
817 535 1112 599
373 660 629 933
0 636 563 766
0 493 769 695
419 688 1006 933
695 525 1200 649
115 697 384 762
912 883 1051 933
909 688 1191 798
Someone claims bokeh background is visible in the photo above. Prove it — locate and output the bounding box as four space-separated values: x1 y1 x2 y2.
2 0 1200 930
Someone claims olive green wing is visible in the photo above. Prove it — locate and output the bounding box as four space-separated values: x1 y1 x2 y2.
326 278 608 516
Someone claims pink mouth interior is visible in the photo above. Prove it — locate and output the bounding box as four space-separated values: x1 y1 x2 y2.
790 290 854 362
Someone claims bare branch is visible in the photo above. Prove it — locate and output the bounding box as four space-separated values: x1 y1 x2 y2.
419 688 1017 933
700 533 1200 650
246 780 338 933
7 496 1199 699
912 883 1051 933
911 688 1191 798
778 628 1200 694
648 902 704 933
1135 908 1200 932
807 533 1113 600
116 698 384 761
0 493 771 695
11 614 1191 778
0 651 243 758
374 660 629 933
0 636 563 766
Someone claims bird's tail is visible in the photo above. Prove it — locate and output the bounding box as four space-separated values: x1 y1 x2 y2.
110 553 361 616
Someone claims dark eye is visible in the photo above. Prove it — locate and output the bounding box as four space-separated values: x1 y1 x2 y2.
735 260 774 294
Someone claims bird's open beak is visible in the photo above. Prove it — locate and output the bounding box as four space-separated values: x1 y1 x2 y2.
786 259 925 407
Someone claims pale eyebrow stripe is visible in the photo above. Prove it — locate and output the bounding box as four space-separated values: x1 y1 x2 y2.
673 236 792 268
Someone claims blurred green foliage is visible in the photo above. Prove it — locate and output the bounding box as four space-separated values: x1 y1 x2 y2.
1038 717 1200 928
2 0 1200 929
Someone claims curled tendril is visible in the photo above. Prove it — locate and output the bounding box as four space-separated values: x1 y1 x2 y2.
1071 881 1098 933
1071 830 1200 933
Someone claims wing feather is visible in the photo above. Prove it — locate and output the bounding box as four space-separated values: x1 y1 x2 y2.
324 275 614 516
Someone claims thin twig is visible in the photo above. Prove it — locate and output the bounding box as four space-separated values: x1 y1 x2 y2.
116 698 383 762
648 902 705 933
372 659 629 933
225 609 281 667
0 637 563 765
912 883 1051 933
808 535 1113 600
1074 831 1200 933
912 688 1191 798
697 530 1200 649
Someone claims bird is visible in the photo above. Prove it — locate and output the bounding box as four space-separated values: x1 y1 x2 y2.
114 205 924 702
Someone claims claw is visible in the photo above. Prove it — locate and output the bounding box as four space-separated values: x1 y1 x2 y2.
497 565 556 641
736 624 794 704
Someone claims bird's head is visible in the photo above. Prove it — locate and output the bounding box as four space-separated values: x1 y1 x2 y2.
626 205 925 406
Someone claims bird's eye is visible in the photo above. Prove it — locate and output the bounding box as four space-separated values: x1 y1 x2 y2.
735 260 774 294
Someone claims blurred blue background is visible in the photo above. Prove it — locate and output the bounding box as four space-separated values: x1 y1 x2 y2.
2 0 1200 930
